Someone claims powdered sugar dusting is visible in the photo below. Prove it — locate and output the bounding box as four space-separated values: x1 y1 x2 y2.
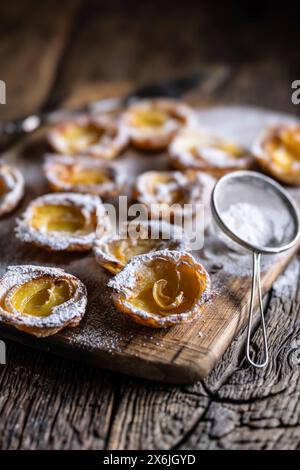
108 250 211 327
0 104 299 364
0 265 87 330
15 192 108 251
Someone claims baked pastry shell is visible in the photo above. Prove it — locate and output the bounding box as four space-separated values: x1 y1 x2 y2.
0 265 87 337
47 114 129 160
94 220 188 274
133 170 215 227
252 124 300 186
43 154 125 198
169 127 254 177
0 163 24 216
15 192 110 252
121 99 196 150
108 250 211 328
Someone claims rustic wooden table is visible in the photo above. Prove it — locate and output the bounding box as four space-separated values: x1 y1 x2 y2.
0 0 300 450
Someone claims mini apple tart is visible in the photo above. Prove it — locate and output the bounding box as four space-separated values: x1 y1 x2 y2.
108 250 211 328
15 193 109 251
169 127 253 176
0 265 87 337
121 98 195 150
133 170 214 225
252 124 300 185
47 115 128 159
43 155 125 198
0 163 24 216
94 220 187 274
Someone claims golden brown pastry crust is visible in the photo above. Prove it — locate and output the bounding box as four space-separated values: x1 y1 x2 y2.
121 99 196 150
133 170 215 226
252 124 300 185
169 127 254 177
0 163 24 216
43 154 125 198
0 265 87 337
94 220 188 274
108 250 211 328
47 114 128 159
15 192 110 252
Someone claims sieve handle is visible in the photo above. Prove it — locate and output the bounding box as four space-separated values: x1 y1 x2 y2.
246 251 269 368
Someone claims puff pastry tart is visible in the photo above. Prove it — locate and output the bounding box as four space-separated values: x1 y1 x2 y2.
0 265 87 337
48 115 128 159
169 127 253 176
108 250 211 328
121 99 195 150
44 155 124 198
15 193 109 251
252 124 300 185
133 170 214 225
0 163 24 216
94 220 187 274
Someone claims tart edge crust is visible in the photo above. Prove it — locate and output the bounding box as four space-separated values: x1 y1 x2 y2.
0 265 87 337
108 250 211 328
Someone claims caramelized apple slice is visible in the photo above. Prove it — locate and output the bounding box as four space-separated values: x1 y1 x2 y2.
169 127 253 177
94 220 187 274
0 265 87 337
121 99 196 150
7 277 72 317
15 193 110 251
31 204 86 233
0 163 24 216
253 124 300 185
44 155 124 197
108 250 211 328
47 115 128 159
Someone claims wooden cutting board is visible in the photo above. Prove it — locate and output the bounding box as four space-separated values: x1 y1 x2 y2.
0 105 299 384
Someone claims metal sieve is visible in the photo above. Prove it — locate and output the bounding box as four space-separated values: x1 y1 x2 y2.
211 171 300 368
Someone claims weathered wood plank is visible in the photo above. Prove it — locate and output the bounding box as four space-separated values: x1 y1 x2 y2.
1 105 298 386
0 341 120 449
105 257 300 450
2 257 300 449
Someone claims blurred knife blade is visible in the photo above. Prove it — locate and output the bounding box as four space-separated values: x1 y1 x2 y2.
0 65 230 137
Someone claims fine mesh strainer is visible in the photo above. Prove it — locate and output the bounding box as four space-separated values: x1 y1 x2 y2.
211 171 300 368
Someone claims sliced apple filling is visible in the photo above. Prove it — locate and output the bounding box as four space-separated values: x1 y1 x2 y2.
65 167 109 185
31 204 87 233
47 116 129 159
105 238 159 268
122 98 195 150
94 221 186 274
3 277 73 317
253 124 300 186
62 122 104 153
16 193 108 252
130 108 169 129
0 265 87 337
44 156 123 198
108 251 211 328
134 170 215 224
169 127 253 176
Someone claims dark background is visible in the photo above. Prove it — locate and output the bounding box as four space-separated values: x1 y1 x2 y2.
1 0 300 121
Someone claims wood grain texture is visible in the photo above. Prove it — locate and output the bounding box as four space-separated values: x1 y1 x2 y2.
105 258 300 450
1 0 300 450
1 257 300 449
1 105 298 384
